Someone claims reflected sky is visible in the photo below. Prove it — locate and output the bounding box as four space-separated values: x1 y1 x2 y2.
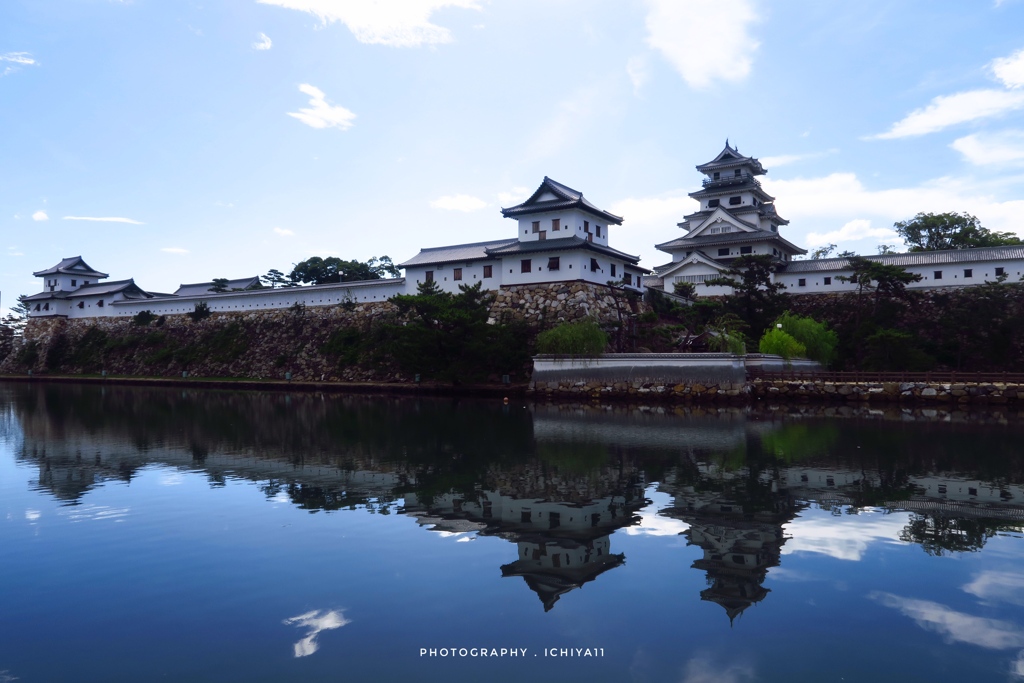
2 383 1024 682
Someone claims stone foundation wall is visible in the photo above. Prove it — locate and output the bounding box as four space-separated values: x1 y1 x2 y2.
490 282 638 325
750 379 1024 404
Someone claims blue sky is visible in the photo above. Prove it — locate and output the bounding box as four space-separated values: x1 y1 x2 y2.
4 0 1024 310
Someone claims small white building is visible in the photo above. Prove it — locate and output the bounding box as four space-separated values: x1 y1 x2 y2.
24 257 158 317
399 176 648 293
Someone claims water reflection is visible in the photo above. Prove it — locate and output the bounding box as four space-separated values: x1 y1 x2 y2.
282 609 350 658
4 383 1024 623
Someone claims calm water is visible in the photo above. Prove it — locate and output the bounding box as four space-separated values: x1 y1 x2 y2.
2 384 1024 682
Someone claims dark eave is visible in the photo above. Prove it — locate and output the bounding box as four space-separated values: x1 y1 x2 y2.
656 231 807 255
484 235 648 270
398 239 516 268
695 142 767 175
33 255 109 279
783 245 1024 272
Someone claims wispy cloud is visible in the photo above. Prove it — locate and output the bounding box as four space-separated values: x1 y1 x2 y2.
257 0 480 48
0 52 36 65
63 216 145 224
782 510 909 561
288 84 356 131
806 219 898 247
273 227 294 236
498 187 530 205
872 89 1024 139
952 130 1024 166
626 55 650 94
871 592 1024 650
526 84 602 160
872 47 1024 139
253 32 273 50
993 48 1024 89
283 609 350 658
760 149 839 168
429 194 487 212
161 247 189 254
31 210 48 221
963 571 1024 607
643 0 759 89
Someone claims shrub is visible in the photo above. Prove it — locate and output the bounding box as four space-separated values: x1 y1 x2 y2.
187 302 211 322
774 312 838 366
759 328 807 360
536 320 607 356
133 310 156 326
673 281 697 298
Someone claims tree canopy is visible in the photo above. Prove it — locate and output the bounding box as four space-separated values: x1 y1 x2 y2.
894 212 1022 252
289 256 401 285
705 255 788 341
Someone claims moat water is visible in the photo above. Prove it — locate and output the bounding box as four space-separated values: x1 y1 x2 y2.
2 383 1023 682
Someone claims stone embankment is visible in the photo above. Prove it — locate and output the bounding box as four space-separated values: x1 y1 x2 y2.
531 378 1024 404
491 282 636 325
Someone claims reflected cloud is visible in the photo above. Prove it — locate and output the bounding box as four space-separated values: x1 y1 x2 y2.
627 489 690 537
283 609 350 657
159 472 184 486
680 654 755 683
871 592 1024 650
1014 651 1024 678
963 571 1024 607
24 509 40 521
783 511 909 561
57 504 129 523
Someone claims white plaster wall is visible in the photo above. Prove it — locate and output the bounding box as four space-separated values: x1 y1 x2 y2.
778 257 1024 295
109 279 407 317
66 293 128 318
405 262 502 294
517 209 611 247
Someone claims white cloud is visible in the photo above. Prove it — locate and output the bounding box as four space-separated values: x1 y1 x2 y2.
283 609 350 658
498 187 530 205
288 83 356 131
32 210 48 221
274 227 294 236
760 149 838 168
25 509 40 521
872 89 1024 139
161 247 189 254
782 510 909 561
964 571 1024 607
626 55 650 94
0 52 36 65
257 0 480 48
253 32 273 50
526 84 603 160
761 172 1024 238
681 655 755 683
806 219 898 247
643 0 759 89
63 215 145 224
993 48 1024 89
429 194 487 212
952 130 1024 166
872 592 1024 650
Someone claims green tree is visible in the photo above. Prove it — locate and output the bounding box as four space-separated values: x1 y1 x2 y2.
536 320 607 355
262 269 288 289
809 244 836 260
187 301 211 322
774 311 838 366
705 255 788 342
758 328 806 360
672 280 697 298
289 255 401 285
894 212 1022 252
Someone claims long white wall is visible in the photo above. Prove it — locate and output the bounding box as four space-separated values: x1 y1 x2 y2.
777 257 1024 294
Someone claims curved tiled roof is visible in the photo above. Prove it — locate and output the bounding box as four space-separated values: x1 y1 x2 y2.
657 230 806 255
485 235 647 269
500 177 623 225
784 245 1024 273
695 142 767 175
398 239 516 268
33 256 108 279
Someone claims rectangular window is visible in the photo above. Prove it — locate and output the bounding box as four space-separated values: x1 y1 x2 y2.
996 267 1005 277
539 231 546 241
97 300 104 307
453 268 462 281
547 257 560 271
596 225 602 238
552 218 560 231
590 258 599 272
964 268 973 278
521 259 531 274
734 168 742 177
824 277 832 285
71 279 77 286
532 221 540 234
708 199 719 208
610 264 617 277
729 196 741 205
713 172 720 180
483 265 492 278
740 246 752 254
934 270 943 280
584 221 589 232
425 270 433 283
798 278 806 287
623 273 632 286
718 248 730 256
